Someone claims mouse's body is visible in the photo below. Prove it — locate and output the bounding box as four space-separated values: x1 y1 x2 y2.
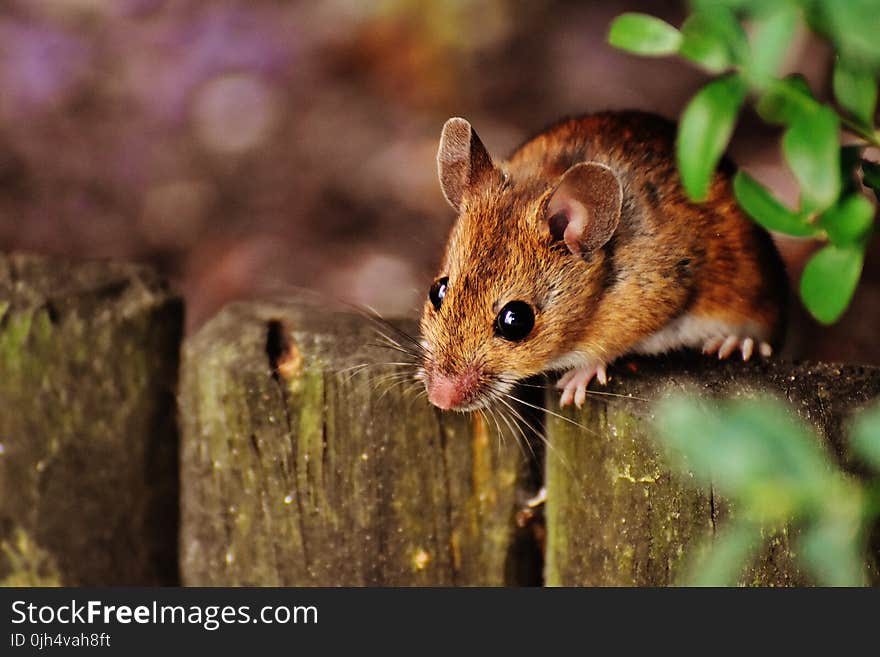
419 111 787 411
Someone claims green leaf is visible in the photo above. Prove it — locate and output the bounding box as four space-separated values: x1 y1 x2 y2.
864 161 880 196
800 243 864 324
683 522 761 587
733 171 815 237
654 395 830 519
608 13 682 56
747 5 799 86
679 10 748 73
782 107 841 212
799 516 866 586
849 403 880 472
809 0 880 71
756 75 818 125
833 60 878 127
677 74 747 201
692 0 787 11
820 194 875 246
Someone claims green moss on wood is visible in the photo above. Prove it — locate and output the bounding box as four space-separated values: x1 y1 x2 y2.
0 529 62 587
544 354 880 586
179 300 527 586
545 402 709 586
0 253 182 586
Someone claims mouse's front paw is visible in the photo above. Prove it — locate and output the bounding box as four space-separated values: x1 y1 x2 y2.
556 363 607 408
702 335 773 361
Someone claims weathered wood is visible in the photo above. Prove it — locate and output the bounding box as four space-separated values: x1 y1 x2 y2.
0 253 182 585
544 354 880 586
179 300 532 585
9 252 877 587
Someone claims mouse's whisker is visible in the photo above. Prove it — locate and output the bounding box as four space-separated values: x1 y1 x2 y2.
498 390 599 438
368 372 420 394
484 383 542 454
401 383 427 409
336 361 417 382
335 361 417 377
492 402 532 464
509 379 651 404
488 406 507 451
582 389 650 403
354 362 419 374
335 363 372 374
367 374 416 391
367 336 423 359
368 330 421 356
375 376 420 403
368 344 421 363
333 363 372 383
498 401 538 463
369 327 407 349
360 311 426 353
479 407 505 453
494 394 577 478
492 396 545 458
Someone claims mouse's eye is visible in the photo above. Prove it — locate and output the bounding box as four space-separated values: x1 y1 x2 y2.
495 301 535 341
429 276 449 310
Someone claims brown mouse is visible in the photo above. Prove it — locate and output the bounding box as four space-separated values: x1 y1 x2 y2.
419 111 788 411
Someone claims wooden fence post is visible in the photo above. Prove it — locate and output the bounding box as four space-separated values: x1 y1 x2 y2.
179 299 535 585
0 253 182 585
6 252 879 587
543 355 880 586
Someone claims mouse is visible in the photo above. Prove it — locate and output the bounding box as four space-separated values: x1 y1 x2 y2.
418 111 788 411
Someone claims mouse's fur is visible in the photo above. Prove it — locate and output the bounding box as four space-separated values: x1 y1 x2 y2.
420 111 788 411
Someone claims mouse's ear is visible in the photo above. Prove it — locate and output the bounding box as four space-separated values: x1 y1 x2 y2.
544 162 622 256
437 118 495 211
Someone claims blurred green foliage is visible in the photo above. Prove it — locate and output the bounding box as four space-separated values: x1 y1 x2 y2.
655 394 880 586
609 0 879 325
611 1 880 585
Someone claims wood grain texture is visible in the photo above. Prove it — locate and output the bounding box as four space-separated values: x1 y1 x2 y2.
0 253 182 585
544 354 880 586
179 299 531 585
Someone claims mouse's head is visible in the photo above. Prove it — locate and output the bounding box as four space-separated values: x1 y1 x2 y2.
419 118 623 411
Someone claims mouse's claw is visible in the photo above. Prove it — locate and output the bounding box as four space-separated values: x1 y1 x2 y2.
702 335 772 361
526 486 547 509
557 363 607 408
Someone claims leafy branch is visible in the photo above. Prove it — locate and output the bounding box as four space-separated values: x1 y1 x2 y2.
654 394 880 586
609 0 879 324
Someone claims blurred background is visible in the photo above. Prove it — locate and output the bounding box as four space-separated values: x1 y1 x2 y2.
0 0 875 362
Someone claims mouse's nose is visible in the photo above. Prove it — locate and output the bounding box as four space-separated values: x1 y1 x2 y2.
427 368 481 410
427 374 462 410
